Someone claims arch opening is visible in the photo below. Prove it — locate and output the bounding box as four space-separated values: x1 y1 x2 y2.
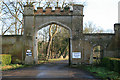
92 45 104 64
34 21 72 65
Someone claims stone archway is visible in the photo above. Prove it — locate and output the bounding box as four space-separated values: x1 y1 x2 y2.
22 4 120 65
90 44 104 64
33 21 72 64
23 4 84 64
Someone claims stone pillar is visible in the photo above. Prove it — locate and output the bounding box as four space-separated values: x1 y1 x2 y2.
23 5 35 64
114 23 120 57
71 4 84 64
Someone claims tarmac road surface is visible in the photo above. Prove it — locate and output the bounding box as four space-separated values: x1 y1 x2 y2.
2 60 101 80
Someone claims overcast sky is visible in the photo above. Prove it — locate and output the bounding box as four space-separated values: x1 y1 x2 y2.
83 0 120 32
0 0 120 34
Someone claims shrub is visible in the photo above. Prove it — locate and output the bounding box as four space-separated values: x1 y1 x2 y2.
111 58 120 72
0 54 11 65
101 57 120 72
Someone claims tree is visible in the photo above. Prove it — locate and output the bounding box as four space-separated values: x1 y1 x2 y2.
83 22 104 33
37 26 49 56
1 1 38 35
37 24 70 59
46 24 58 59
1 0 85 35
1 1 24 35
50 26 69 59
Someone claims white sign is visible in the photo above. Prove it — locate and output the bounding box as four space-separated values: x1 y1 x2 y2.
26 50 32 56
72 52 81 58
27 50 31 53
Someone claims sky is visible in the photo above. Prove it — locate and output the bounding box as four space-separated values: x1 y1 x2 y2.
83 0 120 32
0 0 120 34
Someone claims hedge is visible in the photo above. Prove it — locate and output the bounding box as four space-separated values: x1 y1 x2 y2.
101 57 120 72
0 54 11 65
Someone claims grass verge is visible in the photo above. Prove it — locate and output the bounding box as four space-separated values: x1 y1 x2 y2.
79 65 120 80
1 62 44 71
0 64 26 71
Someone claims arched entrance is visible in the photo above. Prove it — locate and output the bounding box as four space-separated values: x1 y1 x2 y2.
34 21 72 64
91 45 104 64
23 4 84 65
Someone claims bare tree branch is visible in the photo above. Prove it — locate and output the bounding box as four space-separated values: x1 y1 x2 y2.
2 22 16 35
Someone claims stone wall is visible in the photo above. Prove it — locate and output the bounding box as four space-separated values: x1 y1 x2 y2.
83 32 120 64
1 4 120 65
2 35 23 63
84 33 114 48
1 30 120 64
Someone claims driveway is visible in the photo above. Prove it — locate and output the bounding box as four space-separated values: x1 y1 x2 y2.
2 60 101 80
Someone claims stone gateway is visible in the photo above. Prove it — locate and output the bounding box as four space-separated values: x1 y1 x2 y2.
2 4 120 65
